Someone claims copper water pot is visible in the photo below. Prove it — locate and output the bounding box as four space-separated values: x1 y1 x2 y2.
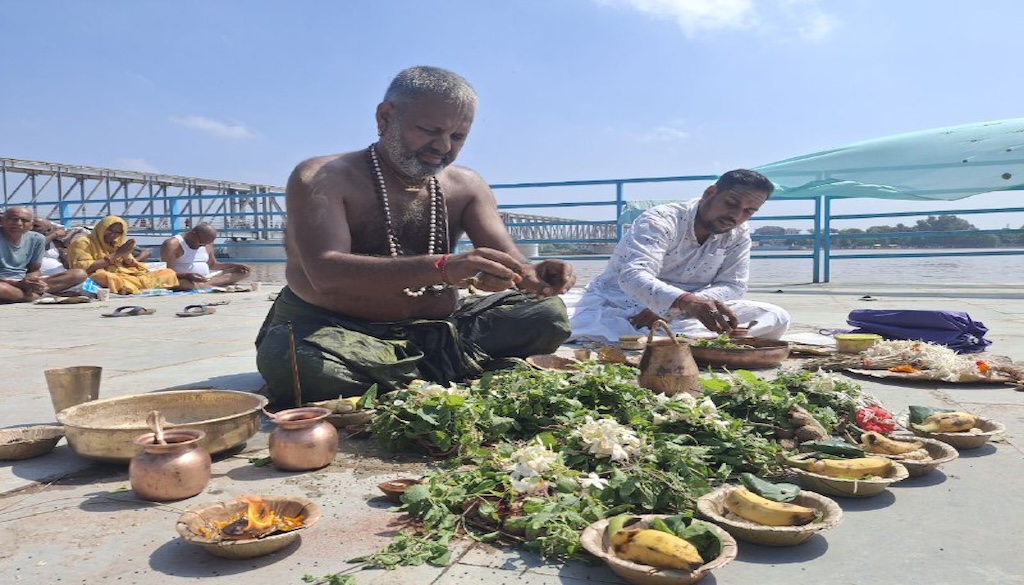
637 320 701 396
268 407 338 471
129 429 211 501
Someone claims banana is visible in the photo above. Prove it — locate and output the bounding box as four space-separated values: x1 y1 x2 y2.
859 431 924 455
611 528 704 571
916 411 976 433
784 455 893 479
723 486 818 526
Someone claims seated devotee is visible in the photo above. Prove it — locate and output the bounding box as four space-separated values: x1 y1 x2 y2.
254 65 575 406
160 223 251 290
0 207 88 303
66 215 178 295
32 217 71 274
570 169 790 343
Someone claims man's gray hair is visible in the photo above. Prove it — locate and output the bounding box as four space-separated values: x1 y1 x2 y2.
383 66 478 111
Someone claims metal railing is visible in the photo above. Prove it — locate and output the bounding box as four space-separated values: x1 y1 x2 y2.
6 156 1024 282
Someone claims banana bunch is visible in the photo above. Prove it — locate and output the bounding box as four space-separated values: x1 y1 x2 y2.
859 431 930 460
723 486 818 527
783 454 893 479
611 527 704 571
915 411 976 433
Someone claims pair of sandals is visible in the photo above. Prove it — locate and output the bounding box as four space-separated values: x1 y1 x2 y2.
102 301 227 318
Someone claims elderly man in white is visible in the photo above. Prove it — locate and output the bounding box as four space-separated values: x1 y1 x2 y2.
569 169 790 343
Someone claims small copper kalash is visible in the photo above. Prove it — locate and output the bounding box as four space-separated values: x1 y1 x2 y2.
265 322 339 471
129 411 211 502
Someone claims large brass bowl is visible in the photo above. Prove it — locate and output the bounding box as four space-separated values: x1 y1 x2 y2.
56 389 267 464
688 337 790 370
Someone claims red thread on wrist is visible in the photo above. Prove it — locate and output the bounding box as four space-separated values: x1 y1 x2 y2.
434 254 452 284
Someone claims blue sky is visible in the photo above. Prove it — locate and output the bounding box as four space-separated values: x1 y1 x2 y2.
2 0 1022 228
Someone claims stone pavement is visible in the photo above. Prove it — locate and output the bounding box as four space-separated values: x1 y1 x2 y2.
1 282 1023 585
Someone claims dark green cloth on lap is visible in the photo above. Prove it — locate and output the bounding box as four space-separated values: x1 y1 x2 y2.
255 286 570 406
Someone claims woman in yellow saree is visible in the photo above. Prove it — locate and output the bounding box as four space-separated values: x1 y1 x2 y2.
67 215 178 295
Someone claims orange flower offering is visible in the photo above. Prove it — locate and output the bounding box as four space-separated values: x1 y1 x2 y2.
975 360 990 374
888 364 919 373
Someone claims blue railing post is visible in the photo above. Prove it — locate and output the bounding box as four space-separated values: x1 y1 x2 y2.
822 196 833 283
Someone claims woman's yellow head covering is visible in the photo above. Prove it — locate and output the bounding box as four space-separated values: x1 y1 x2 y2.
88 215 129 255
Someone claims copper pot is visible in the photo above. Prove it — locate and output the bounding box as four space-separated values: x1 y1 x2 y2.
637 320 701 396
129 429 211 501
268 407 338 471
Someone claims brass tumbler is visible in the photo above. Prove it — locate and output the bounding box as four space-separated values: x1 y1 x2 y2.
44 366 102 416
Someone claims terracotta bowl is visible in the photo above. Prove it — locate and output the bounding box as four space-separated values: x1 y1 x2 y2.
378 478 421 503
0 425 65 461
580 515 737 585
696 486 843 546
783 454 909 498
176 495 321 559
904 416 1005 450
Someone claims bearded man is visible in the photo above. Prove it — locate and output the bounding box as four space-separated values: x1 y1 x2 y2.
256 66 575 405
569 169 790 343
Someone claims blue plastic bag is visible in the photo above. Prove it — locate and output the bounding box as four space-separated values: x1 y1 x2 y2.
846 309 991 354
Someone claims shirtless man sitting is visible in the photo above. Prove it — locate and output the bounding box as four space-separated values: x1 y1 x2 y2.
0 207 88 303
160 223 251 290
255 66 576 405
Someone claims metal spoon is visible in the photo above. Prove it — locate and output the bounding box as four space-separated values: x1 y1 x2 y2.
146 410 167 445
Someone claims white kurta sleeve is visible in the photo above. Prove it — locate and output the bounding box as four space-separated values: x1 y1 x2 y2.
613 209 691 317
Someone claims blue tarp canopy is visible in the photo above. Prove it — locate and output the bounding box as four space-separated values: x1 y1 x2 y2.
754 118 1024 201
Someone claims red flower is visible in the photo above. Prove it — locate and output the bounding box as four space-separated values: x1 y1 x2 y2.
855 406 895 434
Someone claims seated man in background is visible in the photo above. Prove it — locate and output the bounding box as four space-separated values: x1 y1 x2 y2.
1 207 87 303
66 215 178 295
570 169 790 343
160 222 251 290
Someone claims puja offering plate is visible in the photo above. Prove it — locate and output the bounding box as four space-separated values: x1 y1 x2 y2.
176 495 321 559
783 453 909 498
526 354 582 371
0 424 65 461
900 415 1005 450
378 478 421 503
876 435 958 477
696 486 843 547
57 389 267 464
580 515 737 585
688 337 790 370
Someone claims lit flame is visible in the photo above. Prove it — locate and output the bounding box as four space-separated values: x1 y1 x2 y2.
239 495 277 533
196 495 307 541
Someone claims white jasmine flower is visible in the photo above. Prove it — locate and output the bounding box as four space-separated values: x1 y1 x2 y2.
575 416 642 461
578 472 609 491
807 370 841 393
670 393 697 406
391 399 405 407
510 475 550 496
408 379 461 396
507 438 559 478
697 397 719 416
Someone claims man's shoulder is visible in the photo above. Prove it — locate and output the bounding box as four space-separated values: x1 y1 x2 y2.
438 164 488 195
24 231 45 246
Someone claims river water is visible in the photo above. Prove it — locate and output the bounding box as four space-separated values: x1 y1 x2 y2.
247 249 1024 287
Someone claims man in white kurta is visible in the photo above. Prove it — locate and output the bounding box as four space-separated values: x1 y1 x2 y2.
570 169 789 343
